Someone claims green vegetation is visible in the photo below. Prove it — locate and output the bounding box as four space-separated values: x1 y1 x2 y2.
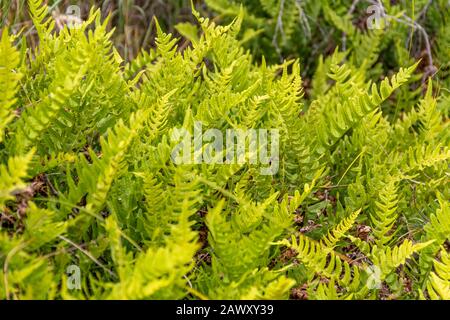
0 0 448 300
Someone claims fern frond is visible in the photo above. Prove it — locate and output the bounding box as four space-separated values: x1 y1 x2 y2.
108 191 199 299
321 209 361 249
401 144 450 173
313 58 417 149
419 194 450 276
0 30 22 142
370 178 400 246
24 202 66 249
0 149 34 208
11 37 91 153
27 0 55 40
85 109 151 214
371 239 434 279
241 274 295 300
282 234 361 293
423 248 450 300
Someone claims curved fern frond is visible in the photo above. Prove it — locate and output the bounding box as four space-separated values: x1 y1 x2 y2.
282 234 362 293
11 37 91 154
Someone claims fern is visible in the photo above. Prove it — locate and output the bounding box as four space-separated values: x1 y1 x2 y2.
0 1 448 301
422 248 450 300
321 209 361 249
0 150 34 208
10 34 91 154
28 0 54 40
370 177 400 247
418 194 450 277
371 240 434 280
0 30 22 143
106 196 200 299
